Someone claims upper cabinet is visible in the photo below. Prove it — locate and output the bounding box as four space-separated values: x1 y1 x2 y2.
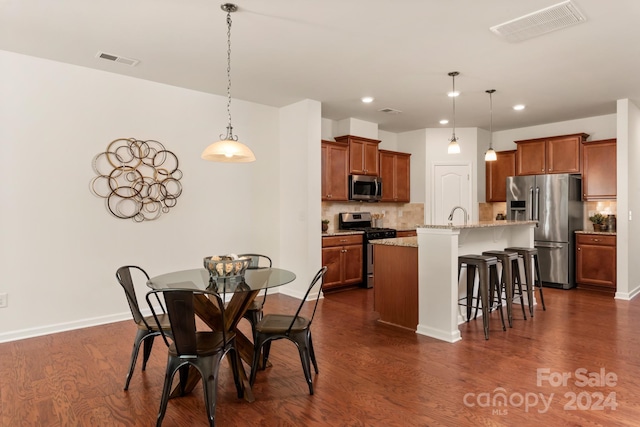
582 139 617 200
321 140 349 201
379 149 411 203
515 133 589 176
485 150 516 202
335 135 380 176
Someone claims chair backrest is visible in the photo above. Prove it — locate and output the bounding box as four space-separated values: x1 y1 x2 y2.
287 266 327 333
238 253 272 269
146 288 227 355
116 265 157 328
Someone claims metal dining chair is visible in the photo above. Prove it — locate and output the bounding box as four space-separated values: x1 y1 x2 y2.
115 265 172 390
250 266 327 395
146 288 243 427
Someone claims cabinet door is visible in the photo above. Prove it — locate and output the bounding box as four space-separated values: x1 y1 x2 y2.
547 135 581 173
394 153 411 202
322 246 343 289
342 244 363 285
379 151 396 202
576 244 616 289
486 150 515 202
348 139 366 175
582 139 616 200
516 140 546 175
363 141 380 176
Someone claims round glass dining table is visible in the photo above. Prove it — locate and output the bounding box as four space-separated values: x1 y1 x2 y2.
146 267 296 402
146 267 296 292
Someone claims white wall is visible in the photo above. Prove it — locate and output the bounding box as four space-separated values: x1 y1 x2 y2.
278 100 322 298
0 50 319 341
398 129 427 204
378 130 397 151
616 99 640 299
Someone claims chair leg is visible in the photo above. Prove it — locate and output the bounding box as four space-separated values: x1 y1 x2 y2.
228 348 244 399
478 264 490 340
124 329 148 390
250 336 265 387
308 332 319 374
512 259 527 320
142 335 155 371
534 254 546 310
295 333 314 395
157 358 180 427
491 267 506 331
522 255 535 317
200 356 221 427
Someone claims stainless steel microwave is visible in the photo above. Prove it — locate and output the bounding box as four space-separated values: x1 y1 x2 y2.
349 174 382 201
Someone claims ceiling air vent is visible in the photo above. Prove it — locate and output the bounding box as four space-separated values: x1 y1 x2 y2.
379 107 402 115
490 0 587 43
96 52 139 67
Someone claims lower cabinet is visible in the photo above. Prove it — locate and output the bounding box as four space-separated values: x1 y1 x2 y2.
576 233 616 292
322 234 363 290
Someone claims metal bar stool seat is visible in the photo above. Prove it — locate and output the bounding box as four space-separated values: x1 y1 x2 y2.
457 254 506 340
505 246 546 317
481 250 520 327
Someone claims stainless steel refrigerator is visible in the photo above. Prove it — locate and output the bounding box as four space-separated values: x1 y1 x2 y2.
506 174 583 289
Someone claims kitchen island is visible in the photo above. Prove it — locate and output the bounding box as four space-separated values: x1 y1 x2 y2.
416 220 536 343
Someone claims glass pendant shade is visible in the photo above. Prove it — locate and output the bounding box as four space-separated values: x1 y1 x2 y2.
484 89 497 162
484 147 497 161
448 137 461 154
201 138 256 162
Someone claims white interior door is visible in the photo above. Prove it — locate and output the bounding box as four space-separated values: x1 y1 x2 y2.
432 163 472 225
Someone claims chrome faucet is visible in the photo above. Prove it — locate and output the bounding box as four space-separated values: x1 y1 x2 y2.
448 206 468 225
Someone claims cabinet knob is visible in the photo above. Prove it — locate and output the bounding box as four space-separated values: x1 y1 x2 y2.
593 239 600 242
578 247 581 251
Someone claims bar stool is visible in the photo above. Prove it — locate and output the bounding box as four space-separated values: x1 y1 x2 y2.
505 247 546 317
481 250 519 328
457 254 506 340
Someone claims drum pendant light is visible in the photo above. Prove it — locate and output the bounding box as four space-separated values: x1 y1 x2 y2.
485 89 497 161
201 3 256 163
447 72 461 154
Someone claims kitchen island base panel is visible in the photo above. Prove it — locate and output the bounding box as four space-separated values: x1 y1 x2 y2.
416 222 536 342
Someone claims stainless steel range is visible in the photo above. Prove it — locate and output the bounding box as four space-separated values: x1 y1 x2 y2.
339 212 396 288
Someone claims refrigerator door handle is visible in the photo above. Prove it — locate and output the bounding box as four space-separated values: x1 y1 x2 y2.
534 187 540 222
528 186 534 221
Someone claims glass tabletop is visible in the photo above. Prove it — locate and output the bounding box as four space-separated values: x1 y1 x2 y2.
147 267 296 293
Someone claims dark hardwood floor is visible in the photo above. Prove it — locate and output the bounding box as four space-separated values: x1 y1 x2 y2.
2 286 640 426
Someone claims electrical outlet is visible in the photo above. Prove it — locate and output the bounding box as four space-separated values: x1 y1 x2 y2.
0 293 7 308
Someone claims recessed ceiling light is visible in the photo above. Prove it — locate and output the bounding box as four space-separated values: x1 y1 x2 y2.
447 91 460 97
513 104 526 111
361 96 374 103
439 119 449 125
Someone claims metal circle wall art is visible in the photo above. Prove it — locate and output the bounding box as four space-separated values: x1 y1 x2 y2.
90 138 183 222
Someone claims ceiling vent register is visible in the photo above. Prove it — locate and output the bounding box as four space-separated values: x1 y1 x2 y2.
378 107 402 114
96 52 140 67
490 0 587 43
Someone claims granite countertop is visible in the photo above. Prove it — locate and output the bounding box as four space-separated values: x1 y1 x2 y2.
575 230 617 235
322 229 364 237
370 236 418 247
417 220 538 230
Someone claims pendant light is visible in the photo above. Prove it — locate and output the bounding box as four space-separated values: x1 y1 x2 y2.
485 89 497 161
201 3 256 163
447 71 460 154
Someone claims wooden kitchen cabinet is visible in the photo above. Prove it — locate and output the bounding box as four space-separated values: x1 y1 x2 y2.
485 150 516 202
321 140 349 201
582 139 617 200
379 149 411 202
322 234 363 290
576 233 616 292
515 133 588 176
395 230 417 238
335 135 380 176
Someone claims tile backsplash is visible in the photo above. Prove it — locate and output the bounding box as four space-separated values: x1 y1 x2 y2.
322 202 424 230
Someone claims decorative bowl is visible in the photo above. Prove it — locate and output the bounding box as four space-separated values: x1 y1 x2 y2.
203 255 252 286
